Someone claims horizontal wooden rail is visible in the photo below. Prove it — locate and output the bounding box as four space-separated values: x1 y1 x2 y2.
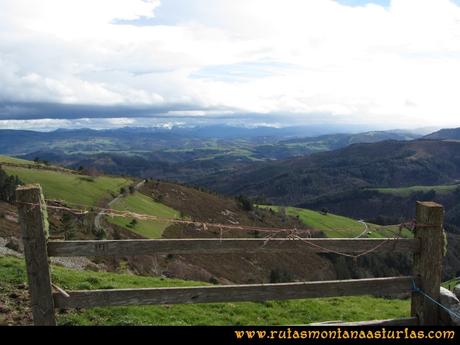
53 276 415 309
47 238 419 257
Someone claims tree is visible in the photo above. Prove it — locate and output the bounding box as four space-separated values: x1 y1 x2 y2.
0 168 22 203
127 219 138 228
129 185 135 194
237 195 253 211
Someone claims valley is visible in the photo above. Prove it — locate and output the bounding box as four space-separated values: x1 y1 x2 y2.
1 125 459 325
0 126 422 183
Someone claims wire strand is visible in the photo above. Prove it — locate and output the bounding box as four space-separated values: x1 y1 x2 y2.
412 279 460 320
14 199 417 259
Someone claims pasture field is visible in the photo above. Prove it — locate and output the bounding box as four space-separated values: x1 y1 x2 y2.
108 192 181 238
2 165 131 206
0 155 32 164
372 184 460 197
259 205 410 238
0 256 410 326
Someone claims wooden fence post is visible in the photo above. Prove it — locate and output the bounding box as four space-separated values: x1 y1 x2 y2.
411 201 444 326
16 184 56 326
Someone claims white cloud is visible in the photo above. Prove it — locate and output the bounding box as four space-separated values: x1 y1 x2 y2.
1 0 460 127
0 118 74 131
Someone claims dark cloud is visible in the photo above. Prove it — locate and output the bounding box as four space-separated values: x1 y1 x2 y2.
0 101 208 120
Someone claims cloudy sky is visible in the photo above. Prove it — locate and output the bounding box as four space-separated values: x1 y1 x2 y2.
1 0 460 130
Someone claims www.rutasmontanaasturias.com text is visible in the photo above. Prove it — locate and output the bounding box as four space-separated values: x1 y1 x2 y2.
234 327 456 341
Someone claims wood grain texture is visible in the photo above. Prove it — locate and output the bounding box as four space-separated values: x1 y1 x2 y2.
47 238 419 257
411 201 444 326
16 184 56 326
54 276 415 309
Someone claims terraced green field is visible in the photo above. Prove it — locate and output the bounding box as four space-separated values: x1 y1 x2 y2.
259 206 410 238
0 256 410 325
108 192 181 238
2 165 131 206
372 184 460 197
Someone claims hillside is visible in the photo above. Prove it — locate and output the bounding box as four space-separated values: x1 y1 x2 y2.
258 206 409 238
0 127 420 184
299 189 460 281
371 183 460 197
198 139 460 205
108 191 181 239
0 155 433 325
0 126 410 156
424 127 460 141
194 139 460 281
280 131 419 152
0 256 410 325
0 201 20 238
1 157 338 285
0 155 416 286
0 156 131 206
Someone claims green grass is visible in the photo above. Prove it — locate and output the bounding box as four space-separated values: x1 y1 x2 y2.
0 155 33 165
3 166 131 206
108 192 180 238
259 206 410 238
443 277 460 291
371 184 460 197
0 255 410 325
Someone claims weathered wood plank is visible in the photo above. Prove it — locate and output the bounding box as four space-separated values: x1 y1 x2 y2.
411 201 444 326
47 238 419 257
16 184 56 326
308 317 418 326
54 276 415 309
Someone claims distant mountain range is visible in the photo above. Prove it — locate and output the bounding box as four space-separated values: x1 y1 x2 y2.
279 130 420 150
0 125 423 155
0 125 426 183
197 139 460 205
424 127 460 140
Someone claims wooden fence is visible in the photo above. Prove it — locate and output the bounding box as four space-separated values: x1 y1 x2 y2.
15 184 445 326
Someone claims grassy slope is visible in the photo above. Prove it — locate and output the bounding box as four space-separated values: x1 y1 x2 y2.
0 155 32 164
0 256 410 325
108 192 180 238
2 165 131 206
372 184 460 197
259 206 410 238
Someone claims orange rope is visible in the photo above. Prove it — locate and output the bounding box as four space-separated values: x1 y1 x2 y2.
16 200 315 234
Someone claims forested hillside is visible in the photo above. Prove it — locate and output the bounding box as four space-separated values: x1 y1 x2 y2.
199 140 460 205
424 127 460 140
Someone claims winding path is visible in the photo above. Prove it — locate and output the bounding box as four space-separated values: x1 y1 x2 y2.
94 180 146 231
355 220 369 238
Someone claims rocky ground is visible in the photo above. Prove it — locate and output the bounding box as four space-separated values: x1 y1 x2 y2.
0 281 33 326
